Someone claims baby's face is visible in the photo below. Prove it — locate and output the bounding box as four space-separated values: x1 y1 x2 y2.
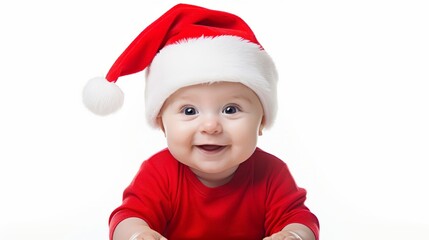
158 82 264 186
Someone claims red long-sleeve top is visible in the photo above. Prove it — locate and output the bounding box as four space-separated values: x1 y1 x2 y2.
109 148 319 239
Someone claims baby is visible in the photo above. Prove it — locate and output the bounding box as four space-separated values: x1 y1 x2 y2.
83 3 319 240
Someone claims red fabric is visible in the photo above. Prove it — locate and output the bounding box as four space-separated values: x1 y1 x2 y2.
105 3 260 83
109 148 319 240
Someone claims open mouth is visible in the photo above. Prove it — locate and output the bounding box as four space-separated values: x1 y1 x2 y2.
196 145 226 152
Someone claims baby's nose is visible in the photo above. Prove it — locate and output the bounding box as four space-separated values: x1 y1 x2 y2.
199 115 223 134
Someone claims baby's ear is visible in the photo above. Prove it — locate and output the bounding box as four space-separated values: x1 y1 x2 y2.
156 116 166 134
258 116 265 136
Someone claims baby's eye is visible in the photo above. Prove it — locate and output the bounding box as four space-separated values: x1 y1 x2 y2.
222 105 240 114
182 106 198 115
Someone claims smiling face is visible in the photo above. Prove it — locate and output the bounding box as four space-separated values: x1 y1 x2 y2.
157 82 265 187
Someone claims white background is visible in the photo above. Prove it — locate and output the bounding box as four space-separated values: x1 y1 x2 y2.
1 0 428 239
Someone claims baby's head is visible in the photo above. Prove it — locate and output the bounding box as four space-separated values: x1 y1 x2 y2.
83 3 278 129
157 81 265 183
145 35 278 130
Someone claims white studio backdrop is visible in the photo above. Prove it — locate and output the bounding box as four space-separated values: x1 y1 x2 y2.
0 0 428 239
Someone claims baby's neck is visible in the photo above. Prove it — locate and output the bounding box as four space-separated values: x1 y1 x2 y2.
197 174 235 188
191 166 238 188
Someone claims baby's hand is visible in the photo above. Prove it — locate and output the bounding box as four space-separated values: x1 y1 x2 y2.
129 226 168 240
263 230 303 240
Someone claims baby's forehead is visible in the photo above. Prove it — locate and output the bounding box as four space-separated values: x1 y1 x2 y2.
169 81 257 98
161 81 263 110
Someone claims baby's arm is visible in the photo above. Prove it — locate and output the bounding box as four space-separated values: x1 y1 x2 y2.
263 223 315 240
113 217 167 240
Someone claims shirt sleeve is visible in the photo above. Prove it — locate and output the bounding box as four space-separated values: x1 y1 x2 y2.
108 155 174 240
263 158 320 239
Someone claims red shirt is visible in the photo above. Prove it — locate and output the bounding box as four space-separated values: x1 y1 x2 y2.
109 148 319 239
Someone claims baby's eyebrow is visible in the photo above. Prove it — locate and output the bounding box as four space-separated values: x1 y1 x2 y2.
229 95 253 104
175 94 196 101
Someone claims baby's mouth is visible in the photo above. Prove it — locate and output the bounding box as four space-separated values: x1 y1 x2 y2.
196 145 226 152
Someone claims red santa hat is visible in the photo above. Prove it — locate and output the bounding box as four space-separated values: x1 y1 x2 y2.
82 3 278 128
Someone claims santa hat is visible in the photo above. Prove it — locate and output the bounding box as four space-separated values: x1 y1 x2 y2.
82 3 278 128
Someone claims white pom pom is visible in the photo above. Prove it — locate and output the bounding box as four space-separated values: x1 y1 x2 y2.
82 77 124 115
